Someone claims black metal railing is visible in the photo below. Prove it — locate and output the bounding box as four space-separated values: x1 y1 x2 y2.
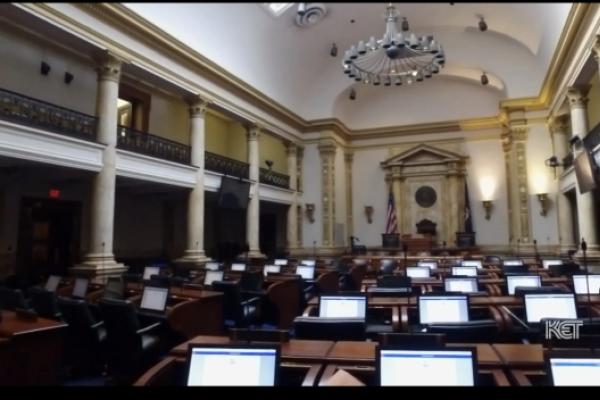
205 151 249 179
117 125 191 164
259 167 290 189
0 87 97 141
563 152 574 169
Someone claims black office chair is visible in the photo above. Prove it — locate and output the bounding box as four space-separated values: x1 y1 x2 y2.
58 297 107 376
379 259 397 276
239 271 265 297
549 263 581 277
229 327 290 343
212 281 261 328
514 286 566 297
122 273 142 285
502 264 529 274
103 277 125 300
98 298 163 384
27 286 62 320
377 275 411 288
0 287 29 311
427 320 499 342
378 332 446 348
293 316 366 341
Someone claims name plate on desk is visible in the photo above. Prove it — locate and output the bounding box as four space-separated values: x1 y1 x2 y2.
382 233 400 248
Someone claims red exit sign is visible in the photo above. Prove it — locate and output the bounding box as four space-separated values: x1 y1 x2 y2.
49 188 60 199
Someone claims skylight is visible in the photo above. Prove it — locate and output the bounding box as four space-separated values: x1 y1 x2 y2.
263 3 294 17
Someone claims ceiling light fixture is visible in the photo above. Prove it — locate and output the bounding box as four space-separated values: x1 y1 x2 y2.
342 3 444 87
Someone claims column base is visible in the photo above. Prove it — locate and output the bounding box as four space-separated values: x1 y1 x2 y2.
174 250 212 269
71 255 126 283
287 247 304 257
575 247 600 272
247 249 267 259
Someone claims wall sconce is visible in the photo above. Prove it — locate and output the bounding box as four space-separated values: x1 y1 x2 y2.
265 160 273 170
482 200 493 220
537 193 549 216
305 203 315 223
364 206 374 224
64 72 74 84
40 61 51 76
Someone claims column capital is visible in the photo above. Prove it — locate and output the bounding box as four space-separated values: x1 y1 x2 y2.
548 114 570 135
246 122 263 140
96 52 123 83
297 145 304 159
566 86 590 109
592 34 600 60
285 141 298 156
344 150 354 164
188 95 211 118
318 138 337 155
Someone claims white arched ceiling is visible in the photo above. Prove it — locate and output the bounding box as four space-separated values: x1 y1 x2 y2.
123 2 571 128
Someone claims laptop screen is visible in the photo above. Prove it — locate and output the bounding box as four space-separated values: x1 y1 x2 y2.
406 267 431 278
263 265 281 276
379 349 475 386
72 278 89 299
524 293 577 323
187 346 278 386
296 265 315 280
204 270 224 286
506 275 541 295
140 286 169 312
417 261 437 270
550 358 600 386
503 259 524 266
543 259 563 269
444 277 479 293
572 275 600 294
419 295 469 324
300 260 316 267
461 260 482 269
205 262 220 271
274 259 288 266
143 266 160 281
45 275 61 292
452 266 477 277
319 295 367 319
231 263 246 272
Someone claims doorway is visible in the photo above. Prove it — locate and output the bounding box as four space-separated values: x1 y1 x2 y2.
16 197 81 280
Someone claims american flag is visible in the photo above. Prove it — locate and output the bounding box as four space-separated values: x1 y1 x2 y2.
386 191 398 234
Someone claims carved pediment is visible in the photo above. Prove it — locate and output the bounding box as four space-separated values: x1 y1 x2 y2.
381 144 466 169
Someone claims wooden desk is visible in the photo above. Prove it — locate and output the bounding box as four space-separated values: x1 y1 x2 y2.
491 344 544 368
0 310 67 385
170 335 335 363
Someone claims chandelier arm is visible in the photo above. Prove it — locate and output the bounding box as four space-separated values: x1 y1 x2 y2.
355 50 386 76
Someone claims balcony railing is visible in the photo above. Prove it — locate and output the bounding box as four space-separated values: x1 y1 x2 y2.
260 167 290 189
205 151 249 179
0 87 97 141
117 125 191 165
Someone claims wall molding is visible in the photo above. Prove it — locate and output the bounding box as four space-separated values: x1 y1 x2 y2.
115 149 197 188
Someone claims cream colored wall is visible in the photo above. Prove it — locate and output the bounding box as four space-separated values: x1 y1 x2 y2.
587 73 600 132
259 133 287 174
148 91 190 145
205 111 248 162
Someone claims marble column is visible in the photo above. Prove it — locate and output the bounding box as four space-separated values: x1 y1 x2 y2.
74 53 125 279
286 142 299 252
179 96 211 266
567 86 599 252
318 139 337 248
246 123 266 258
344 151 354 242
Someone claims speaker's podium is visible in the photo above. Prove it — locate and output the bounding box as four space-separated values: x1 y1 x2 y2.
382 233 400 248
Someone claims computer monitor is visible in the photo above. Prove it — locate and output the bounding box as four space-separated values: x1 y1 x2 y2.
503 259 524 267
549 356 600 386
300 260 316 267
543 259 563 269
45 275 61 292
140 285 169 312
295 265 315 280
418 294 470 324
274 259 288 266
377 347 476 386
231 263 246 272
506 275 541 295
205 262 220 271
461 260 483 269
572 274 600 295
263 265 281 276
72 278 89 299
204 270 224 286
444 277 479 293
186 344 279 386
452 266 478 277
406 267 431 278
318 294 367 319
417 261 438 270
524 293 577 323
143 266 160 281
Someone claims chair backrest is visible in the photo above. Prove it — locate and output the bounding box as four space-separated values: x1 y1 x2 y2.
239 271 264 292
316 271 340 293
549 263 581 277
57 296 99 338
103 277 125 300
267 279 302 329
483 255 502 266
99 298 142 343
229 328 290 343
379 260 397 276
378 332 446 348
293 316 366 341
348 265 366 291
211 281 244 322
514 286 566 297
27 286 61 319
0 287 28 311
426 320 499 342
377 275 411 288
502 264 529 274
